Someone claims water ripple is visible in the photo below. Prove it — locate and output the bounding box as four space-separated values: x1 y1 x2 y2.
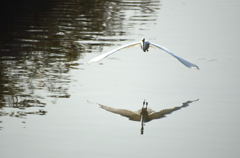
0 0 160 127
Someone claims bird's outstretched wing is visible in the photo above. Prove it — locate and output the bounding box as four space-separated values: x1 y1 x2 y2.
148 99 199 121
150 42 199 69
88 42 140 63
99 104 141 121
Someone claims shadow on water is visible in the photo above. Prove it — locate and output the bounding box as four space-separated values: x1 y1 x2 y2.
98 99 199 135
0 0 160 129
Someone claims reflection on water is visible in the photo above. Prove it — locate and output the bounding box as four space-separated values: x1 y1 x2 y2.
99 99 199 135
0 0 160 129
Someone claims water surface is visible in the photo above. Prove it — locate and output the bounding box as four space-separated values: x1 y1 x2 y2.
0 0 240 158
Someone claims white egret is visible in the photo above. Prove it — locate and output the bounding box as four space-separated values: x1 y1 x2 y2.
88 38 199 69
99 99 199 135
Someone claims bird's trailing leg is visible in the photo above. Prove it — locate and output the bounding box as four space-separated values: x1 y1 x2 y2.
142 99 148 109
143 99 146 108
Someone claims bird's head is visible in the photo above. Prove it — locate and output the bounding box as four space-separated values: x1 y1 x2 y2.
142 38 145 42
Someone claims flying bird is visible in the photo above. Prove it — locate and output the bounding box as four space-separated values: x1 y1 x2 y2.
88 38 199 69
98 99 199 135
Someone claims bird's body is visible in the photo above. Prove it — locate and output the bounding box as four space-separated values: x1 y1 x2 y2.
88 38 199 69
141 38 150 52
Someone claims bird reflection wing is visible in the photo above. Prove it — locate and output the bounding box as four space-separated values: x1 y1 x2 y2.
149 99 199 121
150 42 199 69
148 107 181 120
99 104 141 121
88 42 140 63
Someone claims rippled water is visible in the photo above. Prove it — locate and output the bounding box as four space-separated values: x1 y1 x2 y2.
1 0 240 157
0 0 159 117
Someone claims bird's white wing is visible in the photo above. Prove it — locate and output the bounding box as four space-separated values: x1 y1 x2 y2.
88 42 140 63
150 42 199 69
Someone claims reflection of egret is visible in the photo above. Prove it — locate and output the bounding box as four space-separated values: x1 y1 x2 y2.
99 99 199 135
88 38 199 69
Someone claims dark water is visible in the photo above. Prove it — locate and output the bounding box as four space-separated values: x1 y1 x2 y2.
0 0 159 119
1 0 240 158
